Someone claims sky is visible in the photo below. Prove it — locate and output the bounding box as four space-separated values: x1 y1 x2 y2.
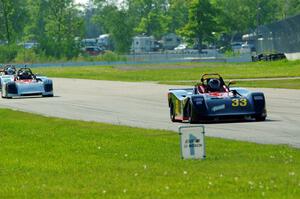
74 0 124 6
74 0 89 4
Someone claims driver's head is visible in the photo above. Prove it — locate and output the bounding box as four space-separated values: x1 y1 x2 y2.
19 70 30 79
208 78 221 92
6 67 15 75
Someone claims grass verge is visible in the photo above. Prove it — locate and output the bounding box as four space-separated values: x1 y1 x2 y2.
0 109 299 198
34 60 300 83
161 79 300 90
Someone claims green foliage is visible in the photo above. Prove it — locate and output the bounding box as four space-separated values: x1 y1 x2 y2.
99 51 127 62
12 50 127 63
224 49 240 57
93 4 134 53
76 51 127 62
132 0 170 39
179 0 219 50
0 44 18 63
215 0 279 36
22 0 83 59
0 0 27 43
275 0 300 19
135 11 169 39
168 0 189 33
0 109 299 198
13 49 57 63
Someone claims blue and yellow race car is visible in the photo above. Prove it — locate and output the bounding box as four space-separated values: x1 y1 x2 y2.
168 74 267 123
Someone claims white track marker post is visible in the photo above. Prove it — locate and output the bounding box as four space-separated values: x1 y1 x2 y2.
179 125 206 160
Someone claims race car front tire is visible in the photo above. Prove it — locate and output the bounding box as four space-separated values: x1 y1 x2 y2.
42 94 54 97
169 102 177 122
188 103 199 124
255 115 266 121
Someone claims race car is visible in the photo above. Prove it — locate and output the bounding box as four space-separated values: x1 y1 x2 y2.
1 66 53 98
168 74 267 123
0 64 17 90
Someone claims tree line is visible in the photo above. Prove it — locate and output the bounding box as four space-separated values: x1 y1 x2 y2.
0 0 299 62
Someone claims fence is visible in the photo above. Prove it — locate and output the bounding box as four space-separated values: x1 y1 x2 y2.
256 14 300 55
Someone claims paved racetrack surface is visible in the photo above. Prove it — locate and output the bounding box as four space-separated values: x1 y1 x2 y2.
1 78 300 148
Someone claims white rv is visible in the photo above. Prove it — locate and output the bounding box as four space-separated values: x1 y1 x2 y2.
162 33 181 50
131 36 155 53
98 34 113 50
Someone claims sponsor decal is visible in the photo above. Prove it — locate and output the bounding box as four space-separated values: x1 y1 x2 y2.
193 97 204 105
212 104 225 112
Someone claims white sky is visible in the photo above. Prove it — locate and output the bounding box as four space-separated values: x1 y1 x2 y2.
74 0 124 6
75 0 88 4
74 0 89 4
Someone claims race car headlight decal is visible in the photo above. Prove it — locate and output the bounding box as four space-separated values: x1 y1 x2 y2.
7 83 17 94
253 95 264 100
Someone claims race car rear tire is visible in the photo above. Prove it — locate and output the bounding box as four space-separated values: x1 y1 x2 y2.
1 86 12 99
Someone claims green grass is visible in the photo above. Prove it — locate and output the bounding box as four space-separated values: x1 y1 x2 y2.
0 109 299 198
34 60 300 83
161 79 300 89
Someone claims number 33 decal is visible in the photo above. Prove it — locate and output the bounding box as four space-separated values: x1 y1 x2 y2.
232 98 247 107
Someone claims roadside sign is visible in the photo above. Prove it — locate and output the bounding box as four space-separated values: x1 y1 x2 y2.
179 125 206 159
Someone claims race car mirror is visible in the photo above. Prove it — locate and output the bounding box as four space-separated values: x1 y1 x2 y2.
179 125 206 160
228 80 236 87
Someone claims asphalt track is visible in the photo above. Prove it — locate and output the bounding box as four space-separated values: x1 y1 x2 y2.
0 78 300 148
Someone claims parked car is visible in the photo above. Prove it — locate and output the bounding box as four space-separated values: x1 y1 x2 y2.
83 46 103 56
231 42 243 53
174 44 187 51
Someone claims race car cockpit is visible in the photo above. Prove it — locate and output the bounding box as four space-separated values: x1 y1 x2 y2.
194 74 229 93
3 65 17 75
17 68 35 80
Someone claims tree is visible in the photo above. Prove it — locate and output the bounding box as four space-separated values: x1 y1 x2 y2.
167 0 189 33
276 0 300 19
0 0 27 43
128 0 169 38
179 0 218 50
93 2 135 53
134 11 169 38
25 0 83 58
215 0 281 36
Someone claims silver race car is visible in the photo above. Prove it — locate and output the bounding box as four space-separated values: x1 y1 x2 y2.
1 66 53 98
0 65 17 90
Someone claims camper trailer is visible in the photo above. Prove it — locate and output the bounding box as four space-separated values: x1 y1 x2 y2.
161 33 181 50
98 34 113 50
131 36 155 53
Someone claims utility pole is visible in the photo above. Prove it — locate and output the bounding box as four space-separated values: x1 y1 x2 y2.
256 2 261 38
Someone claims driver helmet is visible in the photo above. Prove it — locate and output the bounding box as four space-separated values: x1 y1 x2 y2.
208 78 221 92
5 67 16 75
19 70 30 79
